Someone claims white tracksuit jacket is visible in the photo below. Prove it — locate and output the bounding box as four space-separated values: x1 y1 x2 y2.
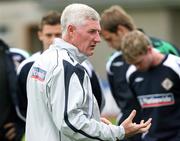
25 38 125 141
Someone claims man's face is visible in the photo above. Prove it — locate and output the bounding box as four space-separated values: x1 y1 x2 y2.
71 20 101 56
101 29 122 50
38 24 61 51
101 24 130 51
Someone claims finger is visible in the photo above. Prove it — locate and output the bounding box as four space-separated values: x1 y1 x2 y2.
5 127 16 140
144 123 151 131
127 110 136 122
143 118 152 126
6 132 16 140
100 117 112 125
138 123 151 134
140 120 144 124
131 118 151 133
136 118 152 133
133 122 151 135
138 118 152 129
4 123 14 129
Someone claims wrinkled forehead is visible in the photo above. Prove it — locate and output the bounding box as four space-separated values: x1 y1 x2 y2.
76 19 101 30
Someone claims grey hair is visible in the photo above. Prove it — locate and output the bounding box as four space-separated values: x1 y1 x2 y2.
61 3 100 37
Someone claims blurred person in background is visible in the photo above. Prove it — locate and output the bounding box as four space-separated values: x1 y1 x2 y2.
121 30 180 141
100 5 180 141
0 39 28 141
17 11 62 118
25 3 151 141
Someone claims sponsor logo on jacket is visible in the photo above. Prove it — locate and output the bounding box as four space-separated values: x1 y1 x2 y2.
31 67 46 81
138 93 175 108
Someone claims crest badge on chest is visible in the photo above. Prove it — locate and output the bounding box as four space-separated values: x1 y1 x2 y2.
161 78 173 90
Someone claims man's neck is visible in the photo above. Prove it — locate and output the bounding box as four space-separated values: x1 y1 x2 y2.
152 51 165 66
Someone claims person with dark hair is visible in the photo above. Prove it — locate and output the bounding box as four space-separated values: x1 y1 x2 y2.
121 30 180 141
25 3 152 141
37 11 62 51
17 11 62 117
0 39 28 141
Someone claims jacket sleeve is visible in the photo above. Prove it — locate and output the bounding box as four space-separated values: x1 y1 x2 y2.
50 61 125 141
89 70 105 112
82 60 105 112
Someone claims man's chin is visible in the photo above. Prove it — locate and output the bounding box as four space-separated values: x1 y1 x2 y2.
88 51 94 56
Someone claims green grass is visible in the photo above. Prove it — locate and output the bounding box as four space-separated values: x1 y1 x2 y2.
106 116 117 125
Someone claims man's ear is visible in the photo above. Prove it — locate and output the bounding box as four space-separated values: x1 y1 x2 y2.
117 25 128 35
147 45 153 53
67 25 76 38
37 31 43 41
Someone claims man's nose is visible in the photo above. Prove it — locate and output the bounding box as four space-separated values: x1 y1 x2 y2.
95 33 101 43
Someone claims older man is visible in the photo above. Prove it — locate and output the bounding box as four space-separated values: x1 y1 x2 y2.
25 4 151 141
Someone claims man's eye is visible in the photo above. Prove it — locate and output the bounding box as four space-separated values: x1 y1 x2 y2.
106 38 112 42
88 30 99 34
45 34 52 37
45 33 61 37
88 30 95 34
55 34 61 37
